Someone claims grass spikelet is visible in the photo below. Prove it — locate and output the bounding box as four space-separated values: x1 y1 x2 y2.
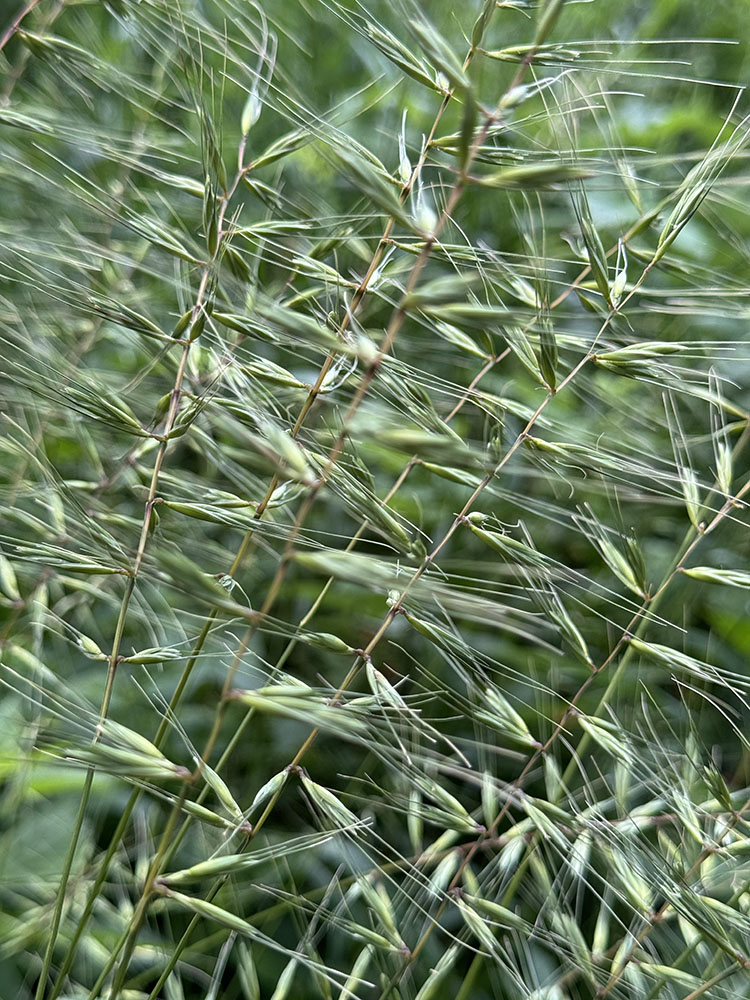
477 686 541 750
453 894 501 955
157 886 353 990
162 829 341 884
473 162 592 190
576 714 634 765
62 744 190 782
335 945 374 1000
249 769 290 814
413 944 461 1000
681 566 750 588
228 687 367 737
461 893 529 932
199 761 245 822
299 772 363 831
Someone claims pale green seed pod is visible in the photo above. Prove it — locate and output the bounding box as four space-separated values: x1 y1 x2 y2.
241 90 262 135
250 768 289 814
403 612 458 655
269 958 298 1000
407 788 423 854
237 942 260 1000
462 893 529 931
416 773 481 834
66 744 190 781
682 566 750 588
100 720 172 760
163 853 265 884
171 309 193 340
481 771 498 829
160 887 259 939
188 310 206 342
611 239 628 305
567 831 592 883
414 944 460 1000
257 420 315 485
366 661 406 709
471 0 495 48
454 895 499 954
426 850 461 897
577 715 633 766
414 187 437 236
242 359 306 389
355 876 403 948
494 834 526 877
162 501 226 523
716 439 733 496
544 756 563 805
171 796 240 831
418 827 461 864
122 646 182 665
200 762 244 821
461 864 480 896
480 686 539 750
336 945 373 1000
302 631 355 655
300 773 361 830
76 633 107 660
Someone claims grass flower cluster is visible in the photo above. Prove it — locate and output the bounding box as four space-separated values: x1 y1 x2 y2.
1 0 749 997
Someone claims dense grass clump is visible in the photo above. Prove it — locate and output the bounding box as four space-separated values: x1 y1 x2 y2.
1 0 750 997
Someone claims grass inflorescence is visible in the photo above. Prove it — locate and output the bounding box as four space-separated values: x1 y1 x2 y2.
1 0 750 997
